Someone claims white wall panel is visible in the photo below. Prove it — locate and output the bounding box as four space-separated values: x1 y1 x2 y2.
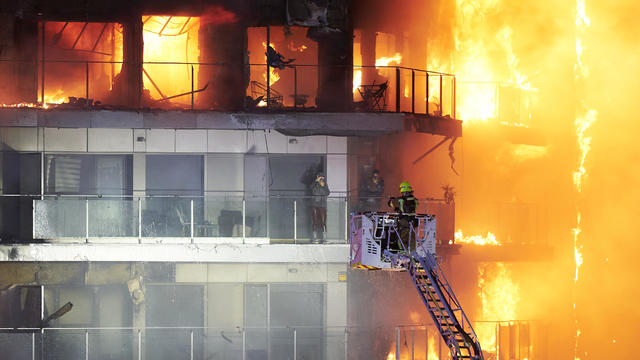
208 263 248 282
176 263 208 282
247 264 288 282
286 263 327 282
0 127 38 151
246 130 287 154
145 129 175 152
37 127 44 151
133 129 146 152
327 136 347 154
208 130 247 153
326 282 347 327
87 128 133 152
327 263 347 282
287 135 326 154
176 129 207 153
44 128 87 152
327 154 347 193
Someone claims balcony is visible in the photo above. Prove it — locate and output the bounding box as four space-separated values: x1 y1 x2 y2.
28 195 452 244
0 194 451 243
32 195 348 244
0 322 537 360
0 57 456 111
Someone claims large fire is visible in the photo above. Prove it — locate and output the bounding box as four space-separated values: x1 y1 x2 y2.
428 332 442 360
453 0 535 124
476 262 520 353
142 16 200 105
572 1 595 359
454 230 501 246
376 53 403 67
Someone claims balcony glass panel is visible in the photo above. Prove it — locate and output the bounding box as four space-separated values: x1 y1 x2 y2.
88 198 137 237
0 332 32 360
33 198 86 239
141 198 191 238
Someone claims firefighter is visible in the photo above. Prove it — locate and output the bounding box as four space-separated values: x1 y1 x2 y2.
388 181 418 214
388 181 418 252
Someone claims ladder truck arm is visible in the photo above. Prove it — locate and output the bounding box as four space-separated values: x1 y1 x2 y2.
391 250 484 360
351 212 484 360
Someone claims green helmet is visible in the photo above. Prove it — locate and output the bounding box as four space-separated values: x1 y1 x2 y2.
399 181 413 193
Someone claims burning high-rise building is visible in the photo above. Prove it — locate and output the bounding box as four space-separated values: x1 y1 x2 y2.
0 0 635 359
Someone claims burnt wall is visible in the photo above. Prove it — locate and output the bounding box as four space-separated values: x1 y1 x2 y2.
0 16 38 104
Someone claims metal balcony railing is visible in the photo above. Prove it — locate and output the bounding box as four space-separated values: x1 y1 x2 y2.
0 58 456 116
0 322 535 360
0 194 454 244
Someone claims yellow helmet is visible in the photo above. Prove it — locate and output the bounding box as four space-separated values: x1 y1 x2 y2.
400 181 413 193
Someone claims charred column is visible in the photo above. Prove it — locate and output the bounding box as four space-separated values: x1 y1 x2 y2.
0 16 38 103
315 28 353 112
198 23 246 111
361 28 377 85
120 17 143 108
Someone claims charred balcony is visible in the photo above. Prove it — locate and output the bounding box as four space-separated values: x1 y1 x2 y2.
0 15 461 138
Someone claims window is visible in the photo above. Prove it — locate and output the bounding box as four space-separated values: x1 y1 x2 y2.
243 283 325 360
145 155 203 196
44 154 132 195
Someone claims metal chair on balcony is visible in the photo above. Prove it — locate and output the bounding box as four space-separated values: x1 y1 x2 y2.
250 81 283 108
356 81 388 111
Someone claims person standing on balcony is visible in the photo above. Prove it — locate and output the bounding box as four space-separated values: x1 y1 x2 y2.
310 172 330 243
359 169 385 212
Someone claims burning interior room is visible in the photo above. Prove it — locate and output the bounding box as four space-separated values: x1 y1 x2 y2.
0 0 638 359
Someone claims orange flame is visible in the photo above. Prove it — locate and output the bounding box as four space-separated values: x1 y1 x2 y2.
427 332 439 359
476 262 520 352
287 43 308 52
573 109 597 192
376 53 402 67
353 70 362 94
263 67 280 87
573 1 594 359
453 1 535 124
44 89 66 105
455 230 500 246
142 16 200 104
1 90 65 109
1 103 40 108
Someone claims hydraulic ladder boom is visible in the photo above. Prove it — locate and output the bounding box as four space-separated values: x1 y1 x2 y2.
350 212 484 360
401 251 484 360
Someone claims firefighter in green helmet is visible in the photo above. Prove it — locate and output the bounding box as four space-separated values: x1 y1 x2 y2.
388 181 419 252
389 181 418 214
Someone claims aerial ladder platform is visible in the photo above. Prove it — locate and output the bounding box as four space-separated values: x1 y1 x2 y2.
350 213 484 360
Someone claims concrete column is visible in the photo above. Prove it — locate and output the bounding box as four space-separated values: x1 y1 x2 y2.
198 23 247 110
316 28 353 112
